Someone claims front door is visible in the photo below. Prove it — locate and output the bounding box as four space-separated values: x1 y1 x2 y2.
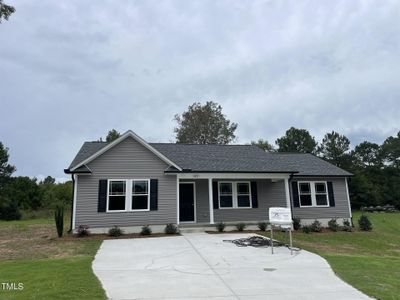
179 183 195 222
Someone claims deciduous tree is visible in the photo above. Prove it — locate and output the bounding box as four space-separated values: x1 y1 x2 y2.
251 139 275 152
275 127 317 153
106 129 121 142
174 102 237 144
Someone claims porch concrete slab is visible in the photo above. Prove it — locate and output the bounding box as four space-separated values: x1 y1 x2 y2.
92 233 371 300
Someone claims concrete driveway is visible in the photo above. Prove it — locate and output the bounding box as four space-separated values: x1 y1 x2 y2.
92 233 370 300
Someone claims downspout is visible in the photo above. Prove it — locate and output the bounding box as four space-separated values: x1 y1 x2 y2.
288 173 294 220
68 174 75 234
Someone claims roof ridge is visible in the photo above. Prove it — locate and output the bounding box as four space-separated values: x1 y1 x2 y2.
86 141 109 143
149 142 255 146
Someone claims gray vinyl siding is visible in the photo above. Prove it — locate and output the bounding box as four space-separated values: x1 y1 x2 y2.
75 137 176 229
291 177 351 219
213 179 286 223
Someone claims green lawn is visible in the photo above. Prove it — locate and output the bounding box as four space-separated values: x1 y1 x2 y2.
264 211 400 300
0 217 106 300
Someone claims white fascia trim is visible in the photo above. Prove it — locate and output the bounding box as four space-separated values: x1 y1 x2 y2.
71 130 182 171
72 174 78 230
345 178 352 218
173 173 291 179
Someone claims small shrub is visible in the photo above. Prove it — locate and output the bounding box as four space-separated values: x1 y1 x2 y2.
328 218 339 232
140 225 152 235
341 219 353 232
258 222 267 231
215 222 226 232
108 225 124 237
292 217 301 230
164 223 178 234
358 215 372 231
310 220 322 232
54 205 64 238
77 225 90 237
236 223 246 231
302 225 312 234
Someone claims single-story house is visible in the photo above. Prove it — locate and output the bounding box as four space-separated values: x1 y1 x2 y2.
64 130 353 233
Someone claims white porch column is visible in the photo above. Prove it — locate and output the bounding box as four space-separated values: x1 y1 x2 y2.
208 178 214 224
284 178 291 209
176 175 180 225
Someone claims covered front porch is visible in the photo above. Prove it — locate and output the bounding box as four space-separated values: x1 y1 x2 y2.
175 173 292 226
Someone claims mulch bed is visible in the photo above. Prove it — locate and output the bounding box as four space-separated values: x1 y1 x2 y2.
60 233 180 241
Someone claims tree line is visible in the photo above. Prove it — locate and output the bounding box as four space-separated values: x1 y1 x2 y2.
0 101 398 220
0 142 72 220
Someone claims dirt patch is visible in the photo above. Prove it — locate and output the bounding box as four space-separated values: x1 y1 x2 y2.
0 222 179 261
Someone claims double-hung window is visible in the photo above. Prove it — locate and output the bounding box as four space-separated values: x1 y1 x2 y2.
132 180 150 210
314 182 328 206
219 183 233 208
218 182 252 209
298 181 329 207
107 179 150 212
108 180 126 211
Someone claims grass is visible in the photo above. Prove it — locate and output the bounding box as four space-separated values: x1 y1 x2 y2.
263 211 400 300
0 214 106 300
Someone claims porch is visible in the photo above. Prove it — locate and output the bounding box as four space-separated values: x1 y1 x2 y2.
175 173 292 226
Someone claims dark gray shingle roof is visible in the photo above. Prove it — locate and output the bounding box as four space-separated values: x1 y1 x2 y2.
67 140 352 176
151 143 297 173
68 142 108 169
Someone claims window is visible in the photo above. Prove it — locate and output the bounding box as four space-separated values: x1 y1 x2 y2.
108 180 126 211
219 183 233 207
132 180 149 210
299 182 312 206
315 182 328 206
107 179 150 212
237 183 251 207
218 182 252 209
298 181 329 207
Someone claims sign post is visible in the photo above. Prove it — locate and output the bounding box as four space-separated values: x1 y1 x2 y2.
269 207 293 255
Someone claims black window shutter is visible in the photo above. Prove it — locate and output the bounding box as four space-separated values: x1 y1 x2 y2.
327 181 335 207
150 179 158 210
98 179 107 212
250 181 258 208
291 181 300 208
212 181 219 209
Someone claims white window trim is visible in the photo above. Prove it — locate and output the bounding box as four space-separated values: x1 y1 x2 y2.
106 179 150 213
218 181 252 209
298 181 330 208
131 179 151 212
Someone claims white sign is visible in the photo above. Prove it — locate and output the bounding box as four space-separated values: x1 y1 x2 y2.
269 207 292 225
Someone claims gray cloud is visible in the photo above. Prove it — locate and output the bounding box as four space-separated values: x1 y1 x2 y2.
0 0 399 180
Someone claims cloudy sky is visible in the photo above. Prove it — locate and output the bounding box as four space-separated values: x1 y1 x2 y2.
0 0 399 181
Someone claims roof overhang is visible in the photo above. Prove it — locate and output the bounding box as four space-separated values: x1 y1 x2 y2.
70 130 182 172
168 172 297 179
64 165 92 174
292 174 354 177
